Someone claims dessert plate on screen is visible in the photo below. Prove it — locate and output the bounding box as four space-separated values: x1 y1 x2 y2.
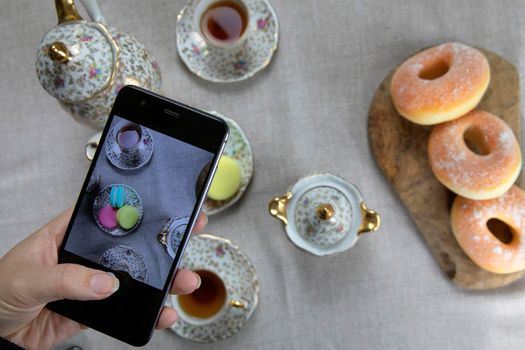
157 216 191 258
98 245 147 283
93 184 144 235
168 234 259 343
176 0 279 82
198 112 253 215
104 125 154 170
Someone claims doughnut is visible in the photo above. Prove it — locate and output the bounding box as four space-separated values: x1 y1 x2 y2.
451 186 525 273
428 109 522 200
390 42 490 125
208 156 241 201
116 205 139 230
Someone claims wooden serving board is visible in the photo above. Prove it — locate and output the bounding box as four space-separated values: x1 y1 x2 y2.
368 48 523 289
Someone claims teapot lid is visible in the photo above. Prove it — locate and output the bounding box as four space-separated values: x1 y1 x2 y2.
36 20 118 103
269 173 380 256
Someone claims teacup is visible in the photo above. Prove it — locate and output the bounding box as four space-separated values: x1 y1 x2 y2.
113 121 143 159
194 0 251 50
173 269 248 326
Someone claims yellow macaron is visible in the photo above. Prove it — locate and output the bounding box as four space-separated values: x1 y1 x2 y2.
208 156 242 201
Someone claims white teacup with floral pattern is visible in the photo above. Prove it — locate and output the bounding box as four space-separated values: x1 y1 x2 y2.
173 269 248 326
193 0 251 51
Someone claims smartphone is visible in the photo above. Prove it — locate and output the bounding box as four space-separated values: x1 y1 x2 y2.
47 86 229 346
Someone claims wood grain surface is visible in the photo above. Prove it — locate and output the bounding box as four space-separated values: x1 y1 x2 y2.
368 48 523 289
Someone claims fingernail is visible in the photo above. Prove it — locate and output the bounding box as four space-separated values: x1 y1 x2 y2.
90 272 119 294
194 272 201 289
202 213 208 226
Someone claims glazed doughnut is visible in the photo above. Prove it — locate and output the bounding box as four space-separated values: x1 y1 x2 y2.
451 186 525 274
390 42 490 125
428 109 522 200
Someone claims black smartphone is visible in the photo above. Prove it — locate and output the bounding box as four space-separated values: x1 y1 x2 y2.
47 86 229 346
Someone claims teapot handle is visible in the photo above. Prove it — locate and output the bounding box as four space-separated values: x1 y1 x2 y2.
79 0 106 24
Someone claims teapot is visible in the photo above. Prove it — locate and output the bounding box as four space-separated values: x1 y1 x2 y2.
35 0 162 130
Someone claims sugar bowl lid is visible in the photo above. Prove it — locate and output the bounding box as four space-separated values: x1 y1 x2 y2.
269 173 380 256
35 1 118 103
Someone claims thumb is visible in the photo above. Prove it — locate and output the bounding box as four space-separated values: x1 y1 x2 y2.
22 264 120 306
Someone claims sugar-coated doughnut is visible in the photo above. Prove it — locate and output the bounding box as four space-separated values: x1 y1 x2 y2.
208 156 241 201
99 205 118 229
110 185 125 208
428 109 521 200
116 205 139 230
451 186 525 274
391 42 490 125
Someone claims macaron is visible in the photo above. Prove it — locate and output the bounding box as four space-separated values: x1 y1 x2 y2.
99 205 118 229
109 185 125 208
116 205 139 230
208 156 242 201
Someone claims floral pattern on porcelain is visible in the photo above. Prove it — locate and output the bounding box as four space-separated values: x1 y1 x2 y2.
176 0 279 82
169 234 259 343
36 21 114 102
294 186 352 246
98 245 147 283
37 24 162 130
202 114 253 215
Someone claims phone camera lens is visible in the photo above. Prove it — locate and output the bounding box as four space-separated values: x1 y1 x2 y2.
140 99 147 106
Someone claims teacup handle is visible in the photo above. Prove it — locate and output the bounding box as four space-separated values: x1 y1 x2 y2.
228 297 249 315
85 132 102 161
358 202 381 235
79 0 106 24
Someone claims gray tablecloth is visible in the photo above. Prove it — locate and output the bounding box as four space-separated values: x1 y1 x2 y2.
2 0 525 349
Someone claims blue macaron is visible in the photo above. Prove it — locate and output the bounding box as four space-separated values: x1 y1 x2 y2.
109 185 125 208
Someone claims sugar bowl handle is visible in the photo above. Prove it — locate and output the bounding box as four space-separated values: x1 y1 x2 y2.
358 202 380 235
269 192 292 225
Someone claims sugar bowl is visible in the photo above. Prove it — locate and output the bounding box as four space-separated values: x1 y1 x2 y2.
269 173 380 256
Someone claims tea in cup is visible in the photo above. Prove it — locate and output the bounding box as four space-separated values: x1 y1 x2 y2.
194 0 250 50
114 121 143 158
175 269 247 325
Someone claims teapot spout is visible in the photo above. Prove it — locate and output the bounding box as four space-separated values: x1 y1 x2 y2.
56 0 83 24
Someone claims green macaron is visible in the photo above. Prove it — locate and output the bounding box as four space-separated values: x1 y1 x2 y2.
116 205 139 230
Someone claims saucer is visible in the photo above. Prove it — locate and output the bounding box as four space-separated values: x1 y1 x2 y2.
104 126 154 170
176 0 279 82
98 245 147 283
168 234 259 343
202 112 253 215
158 216 191 259
93 184 144 235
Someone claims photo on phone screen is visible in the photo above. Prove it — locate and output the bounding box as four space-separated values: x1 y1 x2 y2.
64 115 214 290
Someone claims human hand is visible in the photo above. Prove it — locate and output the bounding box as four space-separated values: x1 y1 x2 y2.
0 208 207 350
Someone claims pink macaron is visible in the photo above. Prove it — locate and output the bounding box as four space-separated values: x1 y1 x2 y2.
99 205 118 229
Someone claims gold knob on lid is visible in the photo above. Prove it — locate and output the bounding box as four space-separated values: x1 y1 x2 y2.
48 42 71 63
316 203 334 221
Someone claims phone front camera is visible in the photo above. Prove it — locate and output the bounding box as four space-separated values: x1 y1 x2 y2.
140 99 147 106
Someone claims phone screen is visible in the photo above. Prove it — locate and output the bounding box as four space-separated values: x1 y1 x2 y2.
63 115 214 290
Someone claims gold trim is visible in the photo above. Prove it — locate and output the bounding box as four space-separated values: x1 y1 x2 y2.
316 203 334 221
358 202 380 235
269 192 292 225
56 0 83 24
229 299 246 309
